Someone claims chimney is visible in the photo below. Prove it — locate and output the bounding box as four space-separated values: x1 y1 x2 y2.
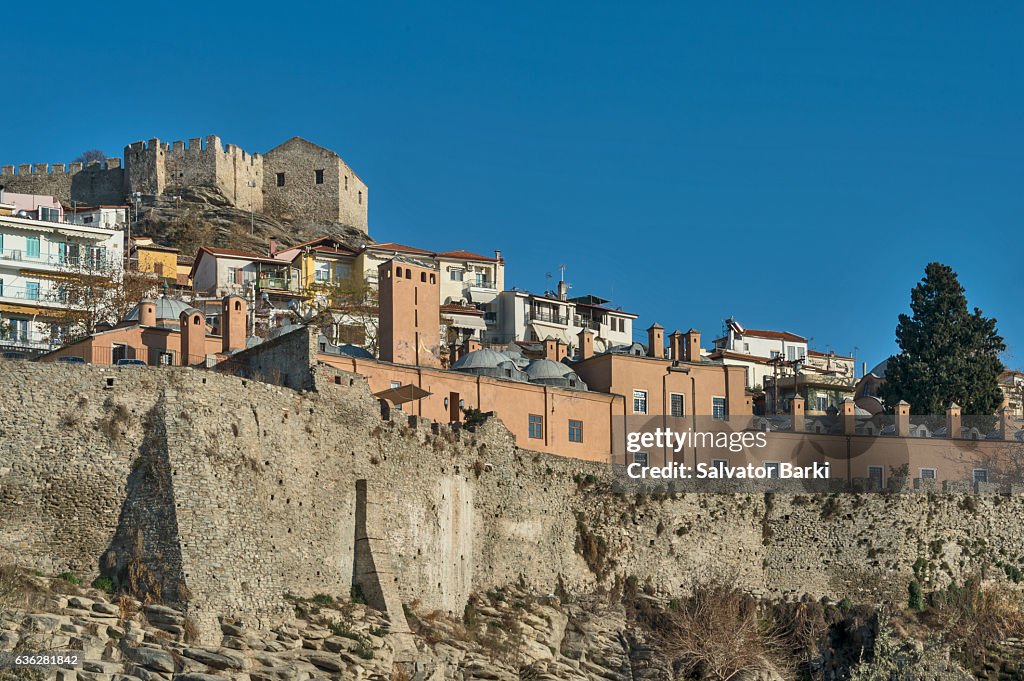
138 299 157 327
1000 407 1012 441
668 330 684 361
946 403 961 440
222 295 247 353
179 308 206 366
841 397 857 435
465 338 482 354
494 249 502 262
895 400 911 437
684 328 701 363
646 323 664 358
544 337 559 361
557 280 569 301
578 328 594 360
791 395 805 433
269 238 278 257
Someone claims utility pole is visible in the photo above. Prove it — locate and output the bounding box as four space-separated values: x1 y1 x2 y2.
247 180 257 235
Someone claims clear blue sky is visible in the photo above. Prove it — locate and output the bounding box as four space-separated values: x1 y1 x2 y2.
3 2 1021 371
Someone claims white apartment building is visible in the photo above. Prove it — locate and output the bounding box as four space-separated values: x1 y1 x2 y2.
485 282 636 355
0 212 124 352
710 317 809 389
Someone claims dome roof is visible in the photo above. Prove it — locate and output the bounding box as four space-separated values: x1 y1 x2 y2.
452 348 516 371
124 297 195 323
868 357 891 378
525 359 576 380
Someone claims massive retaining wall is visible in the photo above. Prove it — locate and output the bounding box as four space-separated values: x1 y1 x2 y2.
2 362 1024 640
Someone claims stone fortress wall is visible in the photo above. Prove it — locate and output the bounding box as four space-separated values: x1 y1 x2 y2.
2 360 1024 641
0 134 367 232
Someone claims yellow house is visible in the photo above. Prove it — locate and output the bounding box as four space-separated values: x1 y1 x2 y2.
131 238 180 283
273 236 360 293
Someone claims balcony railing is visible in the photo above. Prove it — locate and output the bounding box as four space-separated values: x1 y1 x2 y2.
0 248 107 271
0 284 68 304
527 309 570 325
256 276 297 291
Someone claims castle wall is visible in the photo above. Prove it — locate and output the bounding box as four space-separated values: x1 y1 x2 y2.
5 361 1024 642
0 160 125 205
263 137 368 231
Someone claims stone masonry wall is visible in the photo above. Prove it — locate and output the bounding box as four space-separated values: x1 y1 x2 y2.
0 160 125 205
3 361 1024 642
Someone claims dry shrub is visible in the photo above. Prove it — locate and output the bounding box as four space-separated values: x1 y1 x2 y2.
920 576 1024 665
183 616 200 643
650 578 790 681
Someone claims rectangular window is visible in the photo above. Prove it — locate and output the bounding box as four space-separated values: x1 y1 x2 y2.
528 414 543 439
334 263 351 281
632 451 649 467
973 469 989 484
276 172 285 187
450 268 465 282
920 468 936 480
25 282 40 300
475 272 489 287
568 419 583 443
0 279 3 297
770 350 780 359
390 381 401 389
868 466 884 490
314 262 330 282
670 393 685 417
633 389 648 415
315 169 324 184
40 207 60 222
787 346 796 361
765 462 781 478
712 397 727 420
816 395 828 412
712 459 728 473
26 236 40 259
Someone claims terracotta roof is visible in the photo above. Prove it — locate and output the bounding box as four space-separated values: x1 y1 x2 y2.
278 235 358 254
436 249 497 262
366 242 433 255
135 243 180 253
743 328 807 343
808 349 853 360
198 246 276 261
707 349 774 364
440 304 483 316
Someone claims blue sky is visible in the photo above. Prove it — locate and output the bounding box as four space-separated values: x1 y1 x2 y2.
3 2 1021 370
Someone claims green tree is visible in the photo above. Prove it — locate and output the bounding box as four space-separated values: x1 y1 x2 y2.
880 263 1004 416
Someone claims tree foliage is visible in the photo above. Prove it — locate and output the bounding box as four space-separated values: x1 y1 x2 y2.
880 263 1004 416
74 149 106 164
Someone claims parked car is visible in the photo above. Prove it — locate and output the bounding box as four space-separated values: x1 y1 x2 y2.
1 351 27 360
114 358 148 367
56 356 88 365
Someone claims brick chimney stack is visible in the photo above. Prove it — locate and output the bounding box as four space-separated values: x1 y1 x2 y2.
647 323 664 358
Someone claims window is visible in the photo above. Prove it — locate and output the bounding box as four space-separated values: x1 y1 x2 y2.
390 381 401 389
765 462 781 478
711 459 728 473
26 236 40 259
868 466 884 489
158 352 173 366
632 451 649 467
25 282 39 301
314 261 330 282
770 350 780 359
920 468 936 480
334 263 351 281
0 279 3 297
670 393 685 417
345 176 349 190
787 346 796 361
973 469 989 484
568 419 583 443
315 169 324 184
475 272 489 287
633 390 648 415
743 342 749 352
358 191 362 204
712 397 727 420
276 172 285 187
528 414 543 439
816 395 828 412
450 268 465 282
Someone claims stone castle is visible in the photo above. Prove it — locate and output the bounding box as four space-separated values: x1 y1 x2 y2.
0 135 368 232
4 354 1024 644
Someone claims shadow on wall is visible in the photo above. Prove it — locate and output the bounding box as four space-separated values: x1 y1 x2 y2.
98 398 185 605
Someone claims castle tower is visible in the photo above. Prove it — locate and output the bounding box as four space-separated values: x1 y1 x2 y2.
378 258 440 367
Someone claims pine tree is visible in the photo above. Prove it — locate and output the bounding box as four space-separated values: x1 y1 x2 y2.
880 263 1005 416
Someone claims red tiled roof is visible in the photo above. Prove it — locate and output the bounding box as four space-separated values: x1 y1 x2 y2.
436 249 497 262
278 235 358 254
707 349 774 364
199 246 275 260
366 242 434 255
808 349 853 360
743 328 807 343
440 304 483 315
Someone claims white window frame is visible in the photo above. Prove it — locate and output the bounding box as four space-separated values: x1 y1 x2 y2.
816 395 828 412
868 466 884 489
450 268 465 282
973 468 988 484
669 392 685 417
764 461 781 478
712 396 727 421
633 389 648 415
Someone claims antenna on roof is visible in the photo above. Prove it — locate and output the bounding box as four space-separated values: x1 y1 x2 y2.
559 264 566 282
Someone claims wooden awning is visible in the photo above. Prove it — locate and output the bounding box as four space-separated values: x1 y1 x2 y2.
373 384 432 406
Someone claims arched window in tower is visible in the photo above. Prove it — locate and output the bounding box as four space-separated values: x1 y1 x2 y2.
358 191 362 204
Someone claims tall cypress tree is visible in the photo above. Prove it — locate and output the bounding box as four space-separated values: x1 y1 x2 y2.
880 263 1005 416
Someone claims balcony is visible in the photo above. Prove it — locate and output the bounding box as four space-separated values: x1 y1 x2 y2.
0 248 108 273
526 309 570 326
0 284 73 309
256 276 298 292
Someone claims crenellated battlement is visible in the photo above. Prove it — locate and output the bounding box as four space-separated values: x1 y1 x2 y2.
0 158 121 176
